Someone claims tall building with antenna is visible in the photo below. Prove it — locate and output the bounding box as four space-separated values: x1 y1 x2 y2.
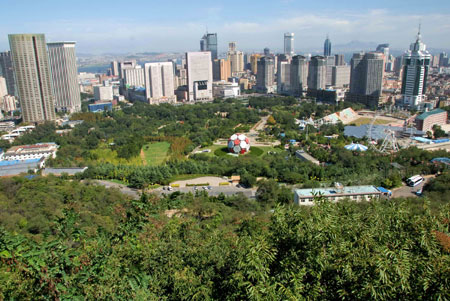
401 25 431 108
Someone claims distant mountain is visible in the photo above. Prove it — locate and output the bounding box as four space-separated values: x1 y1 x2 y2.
333 40 379 52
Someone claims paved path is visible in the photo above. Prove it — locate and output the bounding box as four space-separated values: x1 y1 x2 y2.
391 175 434 198
88 180 141 199
170 176 228 188
155 185 256 198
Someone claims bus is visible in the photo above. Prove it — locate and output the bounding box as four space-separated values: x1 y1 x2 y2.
406 175 424 187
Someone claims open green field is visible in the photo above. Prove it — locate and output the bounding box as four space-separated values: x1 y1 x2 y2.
142 142 170 166
352 117 391 126
90 143 142 166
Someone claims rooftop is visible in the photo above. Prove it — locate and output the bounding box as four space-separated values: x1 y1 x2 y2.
295 185 381 198
416 108 446 120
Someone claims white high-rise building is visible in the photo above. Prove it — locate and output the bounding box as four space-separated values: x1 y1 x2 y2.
9 34 56 122
144 62 176 104
290 55 308 96
0 76 7 97
401 30 431 108
47 42 81 113
123 66 145 88
186 52 213 102
284 33 294 56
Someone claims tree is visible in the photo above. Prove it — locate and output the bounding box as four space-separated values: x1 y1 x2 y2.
432 125 446 138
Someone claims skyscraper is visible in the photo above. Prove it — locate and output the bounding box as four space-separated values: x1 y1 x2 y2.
307 56 327 90
213 59 231 81
325 56 335 86
335 54 345 66
144 62 176 104
348 52 384 107
227 42 244 74
200 33 218 60
401 30 431 108
324 35 331 57
264 47 271 56
47 42 81 113
110 61 119 77
0 51 16 96
9 34 56 122
250 54 261 74
256 56 275 93
290 55 308 96
284 33 294 56
277 58 291 94
186 52 213 102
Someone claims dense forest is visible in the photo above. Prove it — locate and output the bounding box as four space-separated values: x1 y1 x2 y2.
0 176 449 299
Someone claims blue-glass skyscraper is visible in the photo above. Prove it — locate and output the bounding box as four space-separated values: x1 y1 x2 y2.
200 33 218 60
324 35 331 57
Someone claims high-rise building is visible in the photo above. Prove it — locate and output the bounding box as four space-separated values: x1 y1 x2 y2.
308 56 327 90
93 85 113 101
186 52 213 102
324 35 331 57
348 52 384 107
200 32 218 60
144 62 176 104
335 54 345 66
119 60 137 79
0 51 16 96
213 59 231 81
331 65 350 87
439 52 448 67
47 42 81 113
277 60 291 94
227 42 244 74
284 32 294 56
111 61 119 77
325 56 335 86
264 47 271 56
0 77 7 97
123 66 145 87
250 54 261 74
290 55 308 96
8 34 56 122
401 31 431 108
256 56 275 93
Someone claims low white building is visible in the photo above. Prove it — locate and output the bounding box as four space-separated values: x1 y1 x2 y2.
3 142 58 161
213 81 241 98
93 85 113 101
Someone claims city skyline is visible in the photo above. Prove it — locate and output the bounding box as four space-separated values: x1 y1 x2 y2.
1 1 450 54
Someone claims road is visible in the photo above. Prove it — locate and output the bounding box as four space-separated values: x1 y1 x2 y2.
391 175 434 198
88 180 141 199
154 185 256 198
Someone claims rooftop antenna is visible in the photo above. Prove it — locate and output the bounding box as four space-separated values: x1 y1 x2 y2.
417 21 422 40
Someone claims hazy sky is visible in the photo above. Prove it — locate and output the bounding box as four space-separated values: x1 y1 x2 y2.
1 0 450 54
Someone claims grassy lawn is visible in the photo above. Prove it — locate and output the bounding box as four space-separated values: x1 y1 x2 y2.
206 145 284 157
90 143 142 166
142 142 170 166
352 117 391 126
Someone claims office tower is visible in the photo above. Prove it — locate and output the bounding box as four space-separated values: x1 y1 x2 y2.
331 65 350 87
186 52 213 102
439 52 448 67
47 42 81 113
290 55 308 96
227 42 244 73
144 62 176 104
123 66 145 87
0 77 7 97
200 32 218 60
256 56 275 93
264 47 270 56
277 60 291 94
0 51 16 96
324 35 331 56
348 52 384 106
325 56 335 86
119 60 137 78
401 31 431 107
308 56 327 90
335 54 345 66
393 56 403 76
250 54 260 74
213 59 231 81
8 34 56 122
111 61 119 76
376 44 390 59
284 32 294 56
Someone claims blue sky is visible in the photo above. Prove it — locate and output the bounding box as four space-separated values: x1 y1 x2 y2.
1 0 449 54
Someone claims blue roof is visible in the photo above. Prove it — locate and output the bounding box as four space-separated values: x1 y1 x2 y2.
431 157 450 165
377 187 390 193
0 158 42 166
